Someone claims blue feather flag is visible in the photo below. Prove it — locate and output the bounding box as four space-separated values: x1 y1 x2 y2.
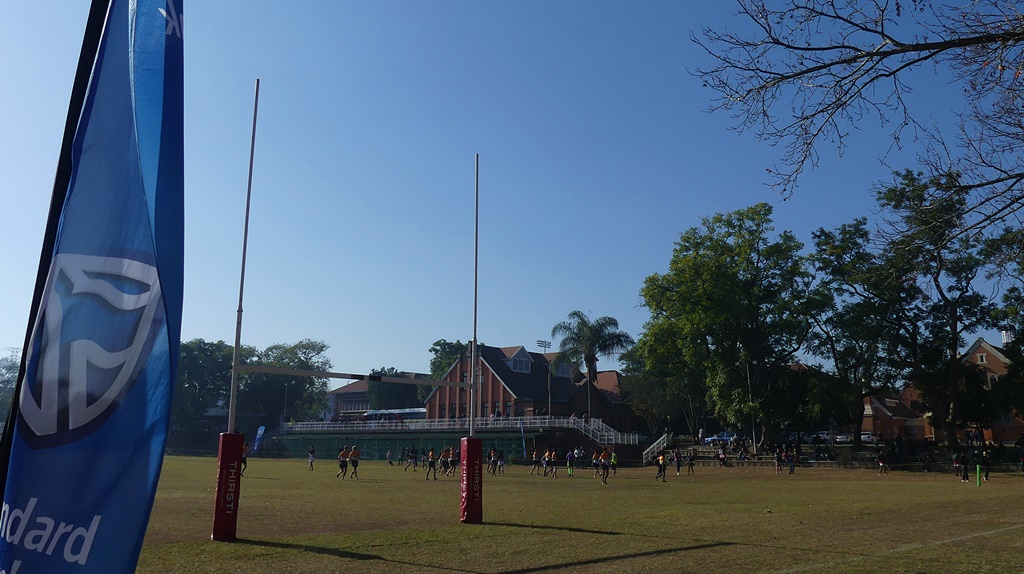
0 0 183 571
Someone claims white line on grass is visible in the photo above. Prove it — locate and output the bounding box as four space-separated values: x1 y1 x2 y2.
767 522 1024 574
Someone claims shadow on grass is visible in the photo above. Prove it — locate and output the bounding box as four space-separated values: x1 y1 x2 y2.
485 522 627 536
502 541 735 574
233 539 478 572
234 538 381 561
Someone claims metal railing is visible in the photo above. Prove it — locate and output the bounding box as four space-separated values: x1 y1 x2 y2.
280 416 642 445
642 433 672 466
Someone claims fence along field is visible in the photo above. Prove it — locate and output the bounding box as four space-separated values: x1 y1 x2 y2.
136 455 1024 573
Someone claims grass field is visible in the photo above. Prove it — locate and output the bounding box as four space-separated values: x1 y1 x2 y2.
137 456 1024 573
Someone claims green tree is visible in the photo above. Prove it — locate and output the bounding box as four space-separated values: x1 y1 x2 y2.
875 170 997 446
809 219 902 446
0 349 19 423
423 339 467 402
551 310 635 418
694 0 1024 239
172 339 238 445
367 367 422 410
237 339 332 428
638 203 817 445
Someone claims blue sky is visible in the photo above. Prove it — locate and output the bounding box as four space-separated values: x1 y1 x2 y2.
0 2 992 387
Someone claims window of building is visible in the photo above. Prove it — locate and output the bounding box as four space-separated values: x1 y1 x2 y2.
986 374 998 390
449 403 456 418
505 401 513 416
557 362 572 377
492 402 500 416
460 403 466 417
511 357 531 373
977 353 987 364
439 405 446 418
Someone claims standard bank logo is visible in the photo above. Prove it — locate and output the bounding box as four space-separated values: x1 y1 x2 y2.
19 254 163 448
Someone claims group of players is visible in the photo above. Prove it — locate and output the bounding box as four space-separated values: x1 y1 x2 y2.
392 446 463 480
322 444 640 485
334 445 361 479
525 445 622 484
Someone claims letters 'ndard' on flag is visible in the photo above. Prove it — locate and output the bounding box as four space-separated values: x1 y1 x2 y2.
0 0 183 571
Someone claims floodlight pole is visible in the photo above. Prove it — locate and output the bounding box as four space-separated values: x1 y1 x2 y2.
537 340 552 418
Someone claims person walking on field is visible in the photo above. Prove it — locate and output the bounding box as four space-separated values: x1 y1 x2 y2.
386 449 394 466
565 448 575 477
426 447 438 480
599 447 611 485
241 442 249 477
336 446 349 479
308 446 316 471
655 452 666 482
687 448 696 475
405 446 417 472
674 447 683 476
349 445 360 479
549 448 559 478
611 448 619 477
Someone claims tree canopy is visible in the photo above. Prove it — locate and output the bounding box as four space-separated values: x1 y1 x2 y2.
367 367 423 410
638 203 818 441
551 310 635 417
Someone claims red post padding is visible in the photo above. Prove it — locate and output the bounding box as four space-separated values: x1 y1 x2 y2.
460 436 483 523
211 432 244 541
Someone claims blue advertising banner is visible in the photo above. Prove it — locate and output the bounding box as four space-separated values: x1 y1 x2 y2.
0 0 183 572
252 426 267 453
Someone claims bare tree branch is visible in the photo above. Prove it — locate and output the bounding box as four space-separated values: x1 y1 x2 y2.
693 0 1024 238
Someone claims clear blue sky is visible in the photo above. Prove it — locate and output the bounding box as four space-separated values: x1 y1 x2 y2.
0 3 992 387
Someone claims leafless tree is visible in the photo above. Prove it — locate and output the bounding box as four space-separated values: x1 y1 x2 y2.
693 0 1024 242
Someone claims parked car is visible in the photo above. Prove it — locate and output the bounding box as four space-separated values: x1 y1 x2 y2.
704 431 737 446
860 432 880 443
815 431 839 443
836 433 853 444
785 432 814 444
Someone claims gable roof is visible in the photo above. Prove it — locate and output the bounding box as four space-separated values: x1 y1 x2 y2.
478 344 578 402
961 337 1010 366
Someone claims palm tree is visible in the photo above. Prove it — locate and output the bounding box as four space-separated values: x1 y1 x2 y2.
551 310 635 421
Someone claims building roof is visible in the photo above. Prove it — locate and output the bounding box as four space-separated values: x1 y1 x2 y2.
865 394 920 420
476 344 579 402
592 370 624 404
961 337 1010 368
331 380 368 394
